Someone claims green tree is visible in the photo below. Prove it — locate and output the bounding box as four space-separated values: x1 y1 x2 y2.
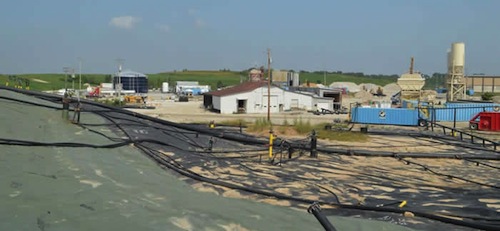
482 92 494 101
216 81 225 89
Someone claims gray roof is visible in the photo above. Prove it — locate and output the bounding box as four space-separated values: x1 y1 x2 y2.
114 70 147 78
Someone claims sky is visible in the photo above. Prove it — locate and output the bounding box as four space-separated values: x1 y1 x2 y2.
1 0 500 75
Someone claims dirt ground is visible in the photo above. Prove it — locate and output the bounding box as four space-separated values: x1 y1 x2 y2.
131 93 362 126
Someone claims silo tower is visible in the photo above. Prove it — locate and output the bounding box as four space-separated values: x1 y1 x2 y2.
447 42 466 101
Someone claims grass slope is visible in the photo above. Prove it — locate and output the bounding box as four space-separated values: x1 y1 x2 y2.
0 70 397 91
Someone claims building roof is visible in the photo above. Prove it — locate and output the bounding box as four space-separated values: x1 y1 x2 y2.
206 81 269 97
466 75 500 78
114 70 147 78
176 81 199 86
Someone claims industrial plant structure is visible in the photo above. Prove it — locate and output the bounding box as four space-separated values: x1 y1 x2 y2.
466 75 500 94
447 42 466 101
396 57 425 101
271 70 300 87
113 70 148 94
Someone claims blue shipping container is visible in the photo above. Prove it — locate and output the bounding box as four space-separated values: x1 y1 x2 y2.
430 103 500 122
402 100 428 108
351 107 420 126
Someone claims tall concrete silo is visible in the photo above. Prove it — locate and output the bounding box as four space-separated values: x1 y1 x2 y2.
447 42 466 101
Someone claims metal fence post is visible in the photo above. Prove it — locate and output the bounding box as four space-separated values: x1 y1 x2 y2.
453 108 457 129
310 130 317 158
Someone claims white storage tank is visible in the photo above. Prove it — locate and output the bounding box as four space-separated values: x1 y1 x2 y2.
162 82 169 93
287 72 300 87
447 49 452 72
451 42 465 67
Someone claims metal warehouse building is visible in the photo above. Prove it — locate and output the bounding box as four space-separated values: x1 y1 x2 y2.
466 75 500 94
113 71 148 93
203 81 333 114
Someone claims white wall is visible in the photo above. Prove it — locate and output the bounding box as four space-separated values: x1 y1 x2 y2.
213 96 221 111
214 86 316 114
283 91 314 111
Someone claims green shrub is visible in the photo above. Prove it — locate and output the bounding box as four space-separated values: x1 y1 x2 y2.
482 92 494 101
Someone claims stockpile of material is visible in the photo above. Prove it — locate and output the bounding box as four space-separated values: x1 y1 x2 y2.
383 83 401 96
359 83 380 93
330 82 360 93
354 90 373 102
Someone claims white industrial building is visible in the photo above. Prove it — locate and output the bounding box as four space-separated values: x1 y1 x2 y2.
203 81 334 114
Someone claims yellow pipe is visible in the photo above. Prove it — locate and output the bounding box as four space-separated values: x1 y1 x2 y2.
399 200 407 208
269 131 274 158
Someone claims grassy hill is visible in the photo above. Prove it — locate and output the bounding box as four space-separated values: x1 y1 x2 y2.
0 70 399 92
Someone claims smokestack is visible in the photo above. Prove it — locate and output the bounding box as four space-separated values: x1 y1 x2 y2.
409 57 414 74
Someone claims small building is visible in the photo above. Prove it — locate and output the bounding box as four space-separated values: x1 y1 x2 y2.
113 71 148 93
466 75 500 94
289 86 343 110
176 81 211 95
203 81 335 114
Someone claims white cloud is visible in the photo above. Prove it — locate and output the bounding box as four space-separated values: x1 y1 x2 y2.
109 16 141 29
156 24 171 32
195 18 206 28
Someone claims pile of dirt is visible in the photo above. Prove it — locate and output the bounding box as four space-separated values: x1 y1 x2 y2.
354 90 373 102
359 83 380 92
383 83 401 95
330 82 360 93
422 90 438 101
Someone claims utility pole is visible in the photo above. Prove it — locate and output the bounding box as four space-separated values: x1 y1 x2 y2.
71 68 75 90
63 67 71 91
324 70 326 85
78 57 82 93
116 58 125 99
267 48 271 121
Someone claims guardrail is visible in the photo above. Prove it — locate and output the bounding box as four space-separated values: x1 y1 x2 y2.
429 121 499 151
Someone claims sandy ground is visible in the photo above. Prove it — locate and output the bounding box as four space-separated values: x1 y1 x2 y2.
129 101 346 125
130 93 361 125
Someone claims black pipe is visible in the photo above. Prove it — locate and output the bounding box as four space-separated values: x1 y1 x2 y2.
308 203 336 231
